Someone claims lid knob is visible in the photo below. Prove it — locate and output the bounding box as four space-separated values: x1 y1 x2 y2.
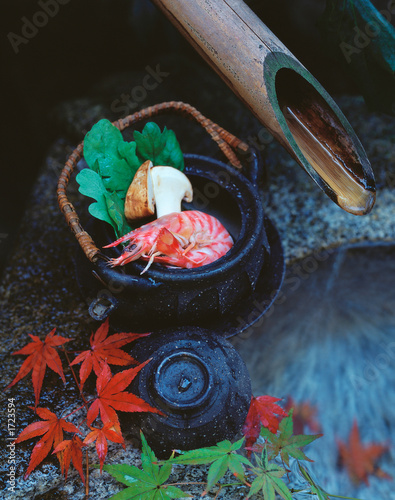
154 352 213 410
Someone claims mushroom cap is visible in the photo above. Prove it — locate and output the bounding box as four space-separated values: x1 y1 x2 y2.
124 160 155 221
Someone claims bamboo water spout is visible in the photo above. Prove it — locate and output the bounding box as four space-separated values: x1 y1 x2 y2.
152 0 376 215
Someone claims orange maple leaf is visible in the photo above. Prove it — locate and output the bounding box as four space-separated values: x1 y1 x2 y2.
338 420 392 485
14 407 81 479
52 435 85 484
86 361 163 427
83 422 125 472
285 396 321 435
6 328 72 406
242 395 288 450
70 319 149 390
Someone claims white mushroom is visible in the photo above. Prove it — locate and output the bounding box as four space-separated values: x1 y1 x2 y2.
151 166 193 218
124 163 193 221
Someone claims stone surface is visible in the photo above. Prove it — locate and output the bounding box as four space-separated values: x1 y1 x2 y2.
0 59 394 499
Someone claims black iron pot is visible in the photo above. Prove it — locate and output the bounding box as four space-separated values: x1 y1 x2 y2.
128 327 252 457
76 150 275 331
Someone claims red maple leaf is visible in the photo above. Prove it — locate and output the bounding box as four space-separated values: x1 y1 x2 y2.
53 435 85 484
83 422 125 472
70 319 149 390
285 396 321 435
243 395 288 450
14 407 81 479
86 361 162 427
6 328 72 406
338 420 392 485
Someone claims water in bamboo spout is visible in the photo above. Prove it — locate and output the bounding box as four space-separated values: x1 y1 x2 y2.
284 107 374 215
275 69 375 215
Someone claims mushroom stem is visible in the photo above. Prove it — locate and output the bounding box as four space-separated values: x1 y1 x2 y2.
151 166 193 218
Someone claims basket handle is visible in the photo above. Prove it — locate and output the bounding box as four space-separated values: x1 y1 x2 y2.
57 100 250 263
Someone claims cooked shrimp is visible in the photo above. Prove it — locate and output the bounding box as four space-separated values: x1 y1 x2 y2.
103 210 233 273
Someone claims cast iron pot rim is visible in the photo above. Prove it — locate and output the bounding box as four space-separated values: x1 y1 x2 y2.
99 153 265 283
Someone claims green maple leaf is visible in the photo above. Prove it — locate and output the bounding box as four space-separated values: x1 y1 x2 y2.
169 437 251 493
101 432 191 499
260 409 323 466
248 447 292 500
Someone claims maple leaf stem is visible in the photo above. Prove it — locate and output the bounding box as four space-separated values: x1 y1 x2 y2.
85 450 89 499
213 485 222 500
326 495 363 500
282 456 292 482
63 404 86 420
167 482 207 486
61 347 89 409
211 483 245 500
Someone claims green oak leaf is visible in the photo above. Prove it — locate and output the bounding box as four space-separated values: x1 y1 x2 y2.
83 119 125 170
261 409 323 466
155 128 184 171
134 122 184 171
104 191 131 239
169 437 251 493
79 119 145 237
76 169 131 238
97 156 135 200
76 169 115 228
101 432 191 500
248 447 292 500
134 122 166 161
118 141 142 172
83 118 140 199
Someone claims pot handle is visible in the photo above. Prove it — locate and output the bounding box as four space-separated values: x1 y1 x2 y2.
89 294 118 322
243 147 266 188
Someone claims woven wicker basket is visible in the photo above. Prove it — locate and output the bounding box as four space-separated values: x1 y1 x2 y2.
57 101 250 264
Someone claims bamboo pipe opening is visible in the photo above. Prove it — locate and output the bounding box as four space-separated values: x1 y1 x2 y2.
150 0 376 215
274 68 376 215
